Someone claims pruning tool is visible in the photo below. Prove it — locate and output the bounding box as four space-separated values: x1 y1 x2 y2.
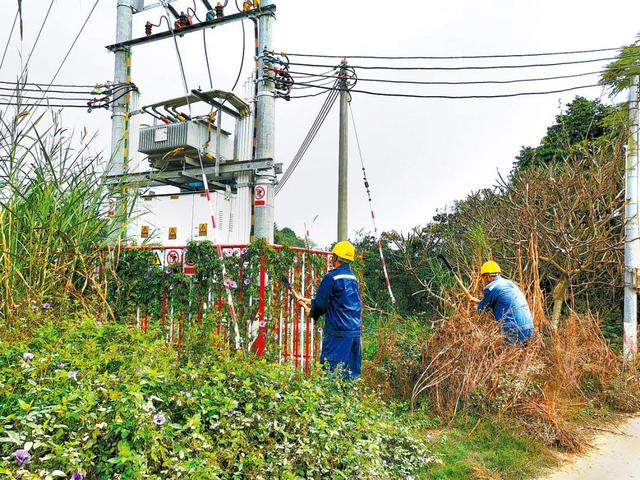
281 276 310 315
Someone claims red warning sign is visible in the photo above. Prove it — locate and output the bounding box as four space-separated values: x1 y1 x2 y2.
165 249 182 265
254 185 266 206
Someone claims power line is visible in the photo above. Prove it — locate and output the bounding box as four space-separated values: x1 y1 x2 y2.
293 81 603 99
31 0 100 110
286 54 639 72
0 79 101 88
275 83 340 194
22 0 56 76
288 69 604 86
276 46 624 60
0 10 19 73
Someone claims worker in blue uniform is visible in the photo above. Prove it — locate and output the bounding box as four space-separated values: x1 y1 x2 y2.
470 261 534 345
298 241 362 379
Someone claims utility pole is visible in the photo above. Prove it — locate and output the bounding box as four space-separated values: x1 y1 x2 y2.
110 0 137 176
624 75 639 361
253 0 277 243
337 59 349 241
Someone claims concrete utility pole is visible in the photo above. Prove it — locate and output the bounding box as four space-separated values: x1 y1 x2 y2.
253 0 277 243
624 75 640 361
110 0 137 176
337 60 349 241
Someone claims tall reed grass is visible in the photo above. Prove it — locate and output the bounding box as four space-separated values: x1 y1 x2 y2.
0 107 130 327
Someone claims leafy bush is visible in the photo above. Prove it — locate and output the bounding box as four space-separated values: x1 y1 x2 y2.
0 317 432 479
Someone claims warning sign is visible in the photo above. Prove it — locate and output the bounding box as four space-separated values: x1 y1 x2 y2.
168 227 177 240
107 199 116 218
198 223 208 236
151 251 162 266
254 185 266 207
140 225 149 238
166 249 182 265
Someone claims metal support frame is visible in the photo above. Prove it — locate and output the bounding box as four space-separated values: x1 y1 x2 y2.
106 158 279 188
105 4 276 51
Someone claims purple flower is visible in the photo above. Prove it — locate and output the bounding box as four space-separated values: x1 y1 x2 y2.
225 410 240 417
274 392 282 401
14 449 31 466
22 352 34 361
153 412 166 426
32 305 39 312
223 278 237 289
42 302 51 310
241 248 248 255
56 362 66 369
243 277 251 286
68 370 79 382
164 268 172 275
224 249 233 258
95 321 103 327
72 473 84 480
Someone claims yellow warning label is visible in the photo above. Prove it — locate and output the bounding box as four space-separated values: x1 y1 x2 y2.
140 225 149 238
199 223 208 236
168 227 177 240
151 252 162 266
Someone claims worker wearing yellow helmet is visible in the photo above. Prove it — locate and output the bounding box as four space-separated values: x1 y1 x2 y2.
470 260 534 345
298 241 362 379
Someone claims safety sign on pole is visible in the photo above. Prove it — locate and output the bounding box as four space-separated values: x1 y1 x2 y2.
254 185 266 207
165 249 182 266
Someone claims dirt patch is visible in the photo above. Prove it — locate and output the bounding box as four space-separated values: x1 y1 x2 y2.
541 415 640 480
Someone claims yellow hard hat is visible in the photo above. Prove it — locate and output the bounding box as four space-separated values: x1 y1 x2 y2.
480 260 501 275
332 241 355 262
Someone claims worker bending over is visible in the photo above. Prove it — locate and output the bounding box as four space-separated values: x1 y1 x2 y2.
470 261 534 345
298 241 362 379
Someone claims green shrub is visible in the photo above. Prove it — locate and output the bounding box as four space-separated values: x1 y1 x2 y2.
0 317 432 479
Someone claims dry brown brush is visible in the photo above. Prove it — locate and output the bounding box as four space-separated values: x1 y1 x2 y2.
409 291 639 451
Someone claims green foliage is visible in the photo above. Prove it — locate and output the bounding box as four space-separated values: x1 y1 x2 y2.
601 44 640 96
513 96 614 173
274 226 305 247
418 414 557 480
0 109 132 325
0 317 432 479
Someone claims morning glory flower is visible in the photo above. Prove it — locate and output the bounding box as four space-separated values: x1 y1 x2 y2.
56 362 66 369
31 305 39 312
225 410 240 417
243 277 251 286
67 370 79 382
72 473 84 480
22 352 34 361
14 449 31 466
223 278 237 289
42 302 51 310
164 268 172 275
95 321 103 327
224 249 233 257
274 392 282 401
153 412 166 426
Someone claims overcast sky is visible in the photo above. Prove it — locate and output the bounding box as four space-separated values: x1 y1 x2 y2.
3 0 640 247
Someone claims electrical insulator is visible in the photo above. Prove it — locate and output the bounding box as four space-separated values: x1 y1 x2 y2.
145 21 152 36
215 2 224 18
243 1 251 12
174 13 193 30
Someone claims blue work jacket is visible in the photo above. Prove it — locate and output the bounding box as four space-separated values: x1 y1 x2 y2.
477 275 534 333
310 263 362 338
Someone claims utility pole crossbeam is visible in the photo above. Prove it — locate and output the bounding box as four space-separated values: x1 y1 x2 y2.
105 5 276 52
253 0 277 243
624 75 639 361
337 59 349 242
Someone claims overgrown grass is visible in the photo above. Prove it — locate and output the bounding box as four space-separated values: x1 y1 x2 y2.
0 108 131 326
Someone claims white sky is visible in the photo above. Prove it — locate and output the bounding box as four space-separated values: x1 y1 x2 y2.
2 0 639 246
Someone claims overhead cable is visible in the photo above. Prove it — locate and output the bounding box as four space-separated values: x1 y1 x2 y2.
275 83 340 194
275 46 624 60
0 10 19 73
286 54 639 72
293 81 603 99
287 69 604 86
